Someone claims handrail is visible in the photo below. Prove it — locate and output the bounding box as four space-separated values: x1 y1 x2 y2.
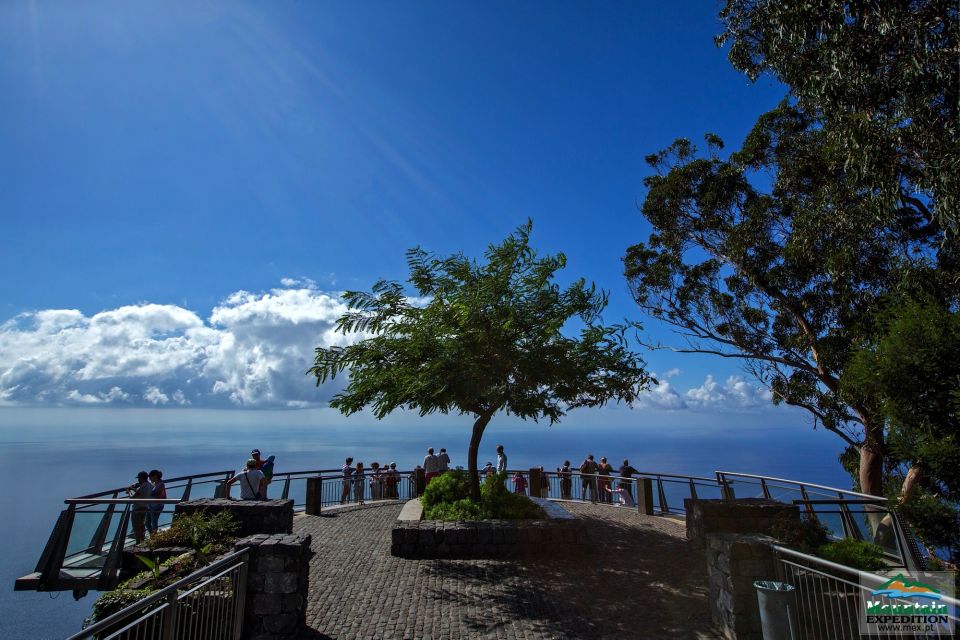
67 548 249 639
73 470 235 500
716 471 886 501
773 545 960 608
65 498 184 505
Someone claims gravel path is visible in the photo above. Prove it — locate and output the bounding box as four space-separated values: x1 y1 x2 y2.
295 501 718 640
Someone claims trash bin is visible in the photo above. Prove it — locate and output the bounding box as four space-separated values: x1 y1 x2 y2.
754 580 798 640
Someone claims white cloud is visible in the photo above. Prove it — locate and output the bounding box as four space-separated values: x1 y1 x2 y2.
685 374 772 410
638 380 687 410
0 281 355 408
660 367 681 379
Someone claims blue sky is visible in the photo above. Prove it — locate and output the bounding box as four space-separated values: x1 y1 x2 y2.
0 2 803 427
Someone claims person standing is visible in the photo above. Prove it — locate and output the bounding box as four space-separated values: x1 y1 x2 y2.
558 460 573 500
423 448 441 485
438 448 451 473
598 457 614 503
250 449 275 499
579 455 598 503
618 459 640 500
353 462 366 505
127 471 152 544
483 461 495 478
340 457 354 504
512 472 528 495
496 445 508 474
146 469 166 537
386 462 399 499
225 459 267 501
538 465 550 497
370 462 382 500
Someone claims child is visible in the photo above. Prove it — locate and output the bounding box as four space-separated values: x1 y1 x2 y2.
512 472 528 495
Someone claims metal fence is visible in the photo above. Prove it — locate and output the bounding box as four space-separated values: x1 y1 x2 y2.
536 469 722 514
67 548 248 640
774 545 958 639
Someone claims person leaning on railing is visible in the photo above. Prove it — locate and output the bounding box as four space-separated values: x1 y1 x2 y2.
597 457 613 503
579 455 598 503
224 459 267 501
557 461 573 500
126 471 152 544
340 457 354 504
618 459 639 500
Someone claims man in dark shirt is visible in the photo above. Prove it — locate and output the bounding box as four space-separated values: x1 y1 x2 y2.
579 454 598 503
619 459 640 500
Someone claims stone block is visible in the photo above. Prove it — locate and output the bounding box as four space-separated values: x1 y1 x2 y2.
253 593 282 616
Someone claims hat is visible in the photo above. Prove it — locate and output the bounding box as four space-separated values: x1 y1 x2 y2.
251 449 261 455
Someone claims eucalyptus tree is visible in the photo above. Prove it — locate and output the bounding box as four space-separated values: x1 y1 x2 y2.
624 104 957 498
312 221 652 500
718 0 959 229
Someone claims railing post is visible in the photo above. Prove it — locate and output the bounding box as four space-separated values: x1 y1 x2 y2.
414 468 425 497
37 505 76 590
233 553 249 640
760 478 772 499
88 492 119 553
528 468 542 498
180 478 193 502
305 477 323 515
688 478 698 501
717 472 735 500
161 590 179 640
636 478 654 515
97 505 131 591
280 476 291 500
656 477 669 513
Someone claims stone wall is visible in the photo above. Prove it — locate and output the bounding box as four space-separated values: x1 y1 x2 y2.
175 498 294 537
391 518 587 559
234 533 312 640
684 498 798 549
705 533 777 640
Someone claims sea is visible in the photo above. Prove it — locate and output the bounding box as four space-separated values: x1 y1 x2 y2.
0 416 851 639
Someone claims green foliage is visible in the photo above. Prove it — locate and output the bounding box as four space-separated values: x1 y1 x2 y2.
145 510 238 552
134 554 160 588
312 221 652 498
817 538 888 572
897 491 960 563
421 471 546 521
770 515 830 554
717 0 959 229
91 588 156 622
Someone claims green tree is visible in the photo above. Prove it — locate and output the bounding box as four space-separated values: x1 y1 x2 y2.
311 221 652 500
624 105 956 497
717 0 959 229
842 300 960 562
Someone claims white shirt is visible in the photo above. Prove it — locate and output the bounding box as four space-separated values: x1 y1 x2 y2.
497 452 507 473
423 454 440 473
438 452 450 471
232 469 265 500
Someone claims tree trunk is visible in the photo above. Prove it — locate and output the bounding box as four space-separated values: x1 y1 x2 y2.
859 423 885 497
467 413 492 502
899 464 922 504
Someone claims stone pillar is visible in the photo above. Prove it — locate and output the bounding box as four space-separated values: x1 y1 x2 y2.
684 498 799 550
635 478 654 515
528 468 542 498
234 533 312 640
305 478 323 515
414 468 425 497
705 534 778 640
175 499 294 537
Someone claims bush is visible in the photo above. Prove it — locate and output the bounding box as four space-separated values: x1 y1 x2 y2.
145 510 238 550
770 514 831 553
420 470 545 520
91 587 156 622
817 538 888 571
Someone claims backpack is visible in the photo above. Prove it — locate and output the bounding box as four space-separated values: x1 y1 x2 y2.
261 455 275 480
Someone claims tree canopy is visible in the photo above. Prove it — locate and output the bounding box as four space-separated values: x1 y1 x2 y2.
312 221 652 499
718 0 959 229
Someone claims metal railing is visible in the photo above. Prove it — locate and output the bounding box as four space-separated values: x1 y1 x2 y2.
19 465 924 594
774 545 958 639
68 548 248 640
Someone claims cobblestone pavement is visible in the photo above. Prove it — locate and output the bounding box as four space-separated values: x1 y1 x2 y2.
295 501 718 640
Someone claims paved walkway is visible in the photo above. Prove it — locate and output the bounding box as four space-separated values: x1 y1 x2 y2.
294 502 717 640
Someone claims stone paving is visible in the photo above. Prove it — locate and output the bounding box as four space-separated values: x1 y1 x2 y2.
294 501 718 640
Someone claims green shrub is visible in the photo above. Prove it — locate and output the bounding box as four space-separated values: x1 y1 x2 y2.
421 471 545 520
817 538 888 571
145 510 238 550
770 514 831 553
91 587 156 622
